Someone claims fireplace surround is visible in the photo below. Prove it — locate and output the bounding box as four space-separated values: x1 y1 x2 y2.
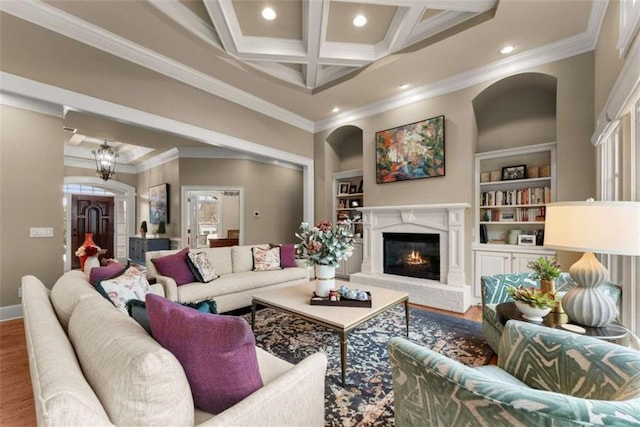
350 203 472 313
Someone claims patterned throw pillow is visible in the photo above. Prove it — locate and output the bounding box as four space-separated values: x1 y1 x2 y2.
187 252 218 283
252 246 281 271
97 267 151 313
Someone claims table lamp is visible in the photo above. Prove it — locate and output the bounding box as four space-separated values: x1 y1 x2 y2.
543 200 640 327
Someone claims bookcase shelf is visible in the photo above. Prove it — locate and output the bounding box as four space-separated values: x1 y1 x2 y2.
472 142 557 299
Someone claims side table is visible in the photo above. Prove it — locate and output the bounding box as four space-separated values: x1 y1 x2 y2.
496 302 628 340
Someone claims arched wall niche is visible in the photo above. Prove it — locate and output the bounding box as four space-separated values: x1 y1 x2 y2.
326 125 364 172
473 73 558 152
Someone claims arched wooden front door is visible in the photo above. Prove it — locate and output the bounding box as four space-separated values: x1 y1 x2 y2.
71 195 114 269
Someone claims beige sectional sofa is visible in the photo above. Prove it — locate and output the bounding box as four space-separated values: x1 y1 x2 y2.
21 271 327 426
146 244 309 313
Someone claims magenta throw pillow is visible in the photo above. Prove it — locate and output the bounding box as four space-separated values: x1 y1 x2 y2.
151 247 196 285
89 260 125 286
145 294 263 414
280 244 297 268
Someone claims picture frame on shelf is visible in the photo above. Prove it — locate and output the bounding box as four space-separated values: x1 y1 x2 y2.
338 182 350 195
349 184 358 194
500 211 515 221
518 234 536 246
501 165 527 181
350 198 362 208
375 115 445 183
358 179 363 193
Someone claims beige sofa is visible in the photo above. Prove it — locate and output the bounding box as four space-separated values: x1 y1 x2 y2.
21 271 327 426
146 244 309 313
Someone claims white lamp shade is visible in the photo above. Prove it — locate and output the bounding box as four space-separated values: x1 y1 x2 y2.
544 201 640 256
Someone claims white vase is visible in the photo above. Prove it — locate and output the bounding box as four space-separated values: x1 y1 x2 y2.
315 264 335 297
515 301 551 322
84 256 100 278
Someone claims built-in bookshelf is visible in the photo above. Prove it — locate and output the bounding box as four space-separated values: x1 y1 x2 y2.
472 143 557 298
332 169 364 278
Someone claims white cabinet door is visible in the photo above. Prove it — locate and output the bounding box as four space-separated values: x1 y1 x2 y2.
474 250 511 297
511 253 538 274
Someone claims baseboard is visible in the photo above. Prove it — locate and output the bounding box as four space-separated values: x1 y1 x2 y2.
0 304 23 321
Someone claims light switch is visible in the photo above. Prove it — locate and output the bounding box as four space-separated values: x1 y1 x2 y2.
30 227 54 238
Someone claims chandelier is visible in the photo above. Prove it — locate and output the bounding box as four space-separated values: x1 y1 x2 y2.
92 140 119 181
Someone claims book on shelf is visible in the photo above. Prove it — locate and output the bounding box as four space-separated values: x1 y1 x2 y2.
481 186 551 207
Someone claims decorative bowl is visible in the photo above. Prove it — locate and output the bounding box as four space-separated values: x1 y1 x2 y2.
515 301 552 322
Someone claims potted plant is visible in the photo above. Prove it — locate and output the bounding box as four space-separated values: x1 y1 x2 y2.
507 286 558 322
527 256 562 293
295 218 357 297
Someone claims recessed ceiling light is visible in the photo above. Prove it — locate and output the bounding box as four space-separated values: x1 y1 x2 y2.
332 107 340 113
261 7 276 20
352 14 367 27
499 44 517 55
399 83 410 90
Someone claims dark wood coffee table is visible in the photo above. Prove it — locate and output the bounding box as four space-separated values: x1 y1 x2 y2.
496 302 628 340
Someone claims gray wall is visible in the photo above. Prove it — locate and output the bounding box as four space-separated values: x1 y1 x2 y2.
1 106 65 306
179 158 303 244
314 53 597 284
136 159 181 237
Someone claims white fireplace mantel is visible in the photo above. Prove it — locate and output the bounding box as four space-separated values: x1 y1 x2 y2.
350 203 471 313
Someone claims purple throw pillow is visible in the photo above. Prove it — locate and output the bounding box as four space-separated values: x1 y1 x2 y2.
145 294 263 414
280 244 297 268
151 247 196 286
89 260 125 286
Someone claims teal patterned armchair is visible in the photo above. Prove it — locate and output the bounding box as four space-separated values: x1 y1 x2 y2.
388 320 640 427
481 272 621 354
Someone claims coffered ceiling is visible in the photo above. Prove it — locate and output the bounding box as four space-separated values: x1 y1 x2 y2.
0 0 600 169
190 0 497 89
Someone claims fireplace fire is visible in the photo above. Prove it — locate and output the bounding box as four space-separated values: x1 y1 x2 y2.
383 232 440 280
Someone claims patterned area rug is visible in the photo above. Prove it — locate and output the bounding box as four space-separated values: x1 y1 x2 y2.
243 305 493 427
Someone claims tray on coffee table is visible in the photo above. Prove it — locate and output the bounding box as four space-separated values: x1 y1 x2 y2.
310 292 372 308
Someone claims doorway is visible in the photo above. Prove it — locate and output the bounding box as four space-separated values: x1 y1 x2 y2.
64 177 135 271
70 195 114 269
182 186 243 249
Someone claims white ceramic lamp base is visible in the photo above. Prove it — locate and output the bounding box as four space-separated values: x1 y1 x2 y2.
562 252 618 327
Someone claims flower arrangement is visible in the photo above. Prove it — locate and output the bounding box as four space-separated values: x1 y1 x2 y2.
527 257 562 281
295 218 357 267
75 244 106 258
507 286 558 309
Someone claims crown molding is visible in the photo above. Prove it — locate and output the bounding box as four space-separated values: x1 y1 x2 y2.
147 0 222 49
0 0 314 133
0 92 63 117
0 0 609 137
1 72 313 169
176 147 303 171
64 156 137 174
315 30 596 132
135 147 180 172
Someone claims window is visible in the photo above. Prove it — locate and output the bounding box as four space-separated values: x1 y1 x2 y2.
596 97 640 335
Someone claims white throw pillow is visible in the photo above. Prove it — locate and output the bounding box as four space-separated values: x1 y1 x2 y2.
99 266 150 312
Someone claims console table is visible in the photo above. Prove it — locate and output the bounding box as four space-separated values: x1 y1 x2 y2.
129 237 170 265
496 302 628 340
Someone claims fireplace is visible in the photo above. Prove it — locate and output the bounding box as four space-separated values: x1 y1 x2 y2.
383 233 440 280
350 203 471 313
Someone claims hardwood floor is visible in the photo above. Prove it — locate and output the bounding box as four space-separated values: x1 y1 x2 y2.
0 304 488 426
0 319 36 427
